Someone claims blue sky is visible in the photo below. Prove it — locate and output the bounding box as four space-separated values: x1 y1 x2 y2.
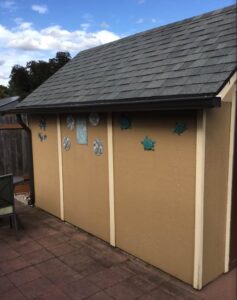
0 0 235 85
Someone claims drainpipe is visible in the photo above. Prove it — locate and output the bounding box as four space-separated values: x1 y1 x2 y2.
16 114 35 205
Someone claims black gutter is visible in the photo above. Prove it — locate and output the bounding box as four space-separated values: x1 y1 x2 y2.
11 95 221 114
16 114 35 206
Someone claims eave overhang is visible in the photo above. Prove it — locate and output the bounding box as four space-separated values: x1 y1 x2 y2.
10 94 221 114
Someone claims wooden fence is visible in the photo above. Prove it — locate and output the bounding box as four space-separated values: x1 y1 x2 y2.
0 114 30 177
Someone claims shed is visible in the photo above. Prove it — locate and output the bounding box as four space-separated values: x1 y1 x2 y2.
13 5 237 289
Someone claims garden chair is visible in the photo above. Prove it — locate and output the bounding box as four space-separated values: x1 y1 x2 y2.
0 174 19 240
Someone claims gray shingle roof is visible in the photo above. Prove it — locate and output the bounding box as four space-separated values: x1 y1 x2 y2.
0 96 20 113
18 5 237 110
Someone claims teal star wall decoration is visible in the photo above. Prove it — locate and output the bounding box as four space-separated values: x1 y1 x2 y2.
173 122 187 135
141 136 156 151
119 115 132 129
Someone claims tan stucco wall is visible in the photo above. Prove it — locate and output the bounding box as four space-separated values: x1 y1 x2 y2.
202 91 232 285
60 114 110 242
113 111 197 284
30 116 61 218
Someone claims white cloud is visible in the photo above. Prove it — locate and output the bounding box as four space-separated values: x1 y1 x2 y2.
0 22 120 85
100 21 110 29
136 18 144 24
80 23 90 31
31 4 48 14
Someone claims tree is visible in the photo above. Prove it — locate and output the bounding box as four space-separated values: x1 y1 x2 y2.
49 51 71 73
26 60 51 91
0 85 10 99
8 52 71 99
9 65 31 99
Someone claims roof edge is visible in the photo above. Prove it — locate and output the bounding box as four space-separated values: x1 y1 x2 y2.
12 95 221 114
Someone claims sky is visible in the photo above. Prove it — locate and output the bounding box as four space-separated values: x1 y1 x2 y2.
0 0 235 86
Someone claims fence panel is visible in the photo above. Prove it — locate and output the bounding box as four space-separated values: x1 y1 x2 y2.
0 114 30 176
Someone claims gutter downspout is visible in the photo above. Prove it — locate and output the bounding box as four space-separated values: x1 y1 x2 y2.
16 114 35 205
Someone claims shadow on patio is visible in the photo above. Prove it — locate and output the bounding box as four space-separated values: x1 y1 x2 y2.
0 202 236 300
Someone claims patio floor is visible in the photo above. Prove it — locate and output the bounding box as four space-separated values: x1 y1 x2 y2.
0 202 236 300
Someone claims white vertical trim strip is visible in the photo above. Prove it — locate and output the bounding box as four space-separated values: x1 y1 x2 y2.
57 115 64 221
217 72 237 100
193 110 206 289
107 113 115 246
225 87 236 272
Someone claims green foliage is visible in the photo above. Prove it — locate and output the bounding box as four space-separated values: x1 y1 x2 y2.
0 85 10 99
8 52 71 99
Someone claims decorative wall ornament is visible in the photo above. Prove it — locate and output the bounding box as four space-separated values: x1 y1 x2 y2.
39 118 46 130
173 122 187 135
66 115 75 130
141 136 156 151
38 132 47 142
89 112 100 126
93 138 103 156
119 115 132 129
76 115 88 144
63 137 71 151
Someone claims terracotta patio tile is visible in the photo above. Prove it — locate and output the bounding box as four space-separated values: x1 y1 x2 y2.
35 286 70 300
6 235 33 248
7 266 42 286
59 250 93 267
59 223 78 235
98 248 129 266
70 231 90 243
1 203 236 300
125 275 158 293
160 280 200 300
139 288 183 299
14 240 43 255
18 277 54 299
0 257 30 274
0 275 14 294
68 239 85 249
37 233 70 249
42 218 63 228
36 258 82 284
27 226 58 239
83 236 112 252
0 248 19 262
73 259 107 277
86 291 113 299
36 258 68 273
47 242 77 256
87 264 135 289
124 260 172 285
22 248 54 265
197 269 237 300
105 280 144 300
81 245 128 268
0 287 26 299
58 278 100 300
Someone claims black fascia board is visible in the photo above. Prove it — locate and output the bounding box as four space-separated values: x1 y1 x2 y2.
11 95 221 114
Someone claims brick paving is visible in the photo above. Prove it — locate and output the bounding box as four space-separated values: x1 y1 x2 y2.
0 202 236 300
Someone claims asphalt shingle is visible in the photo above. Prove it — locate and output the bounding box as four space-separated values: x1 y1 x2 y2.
18 5 237 109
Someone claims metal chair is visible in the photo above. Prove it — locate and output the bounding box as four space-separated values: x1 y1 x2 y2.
0 174 19 240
